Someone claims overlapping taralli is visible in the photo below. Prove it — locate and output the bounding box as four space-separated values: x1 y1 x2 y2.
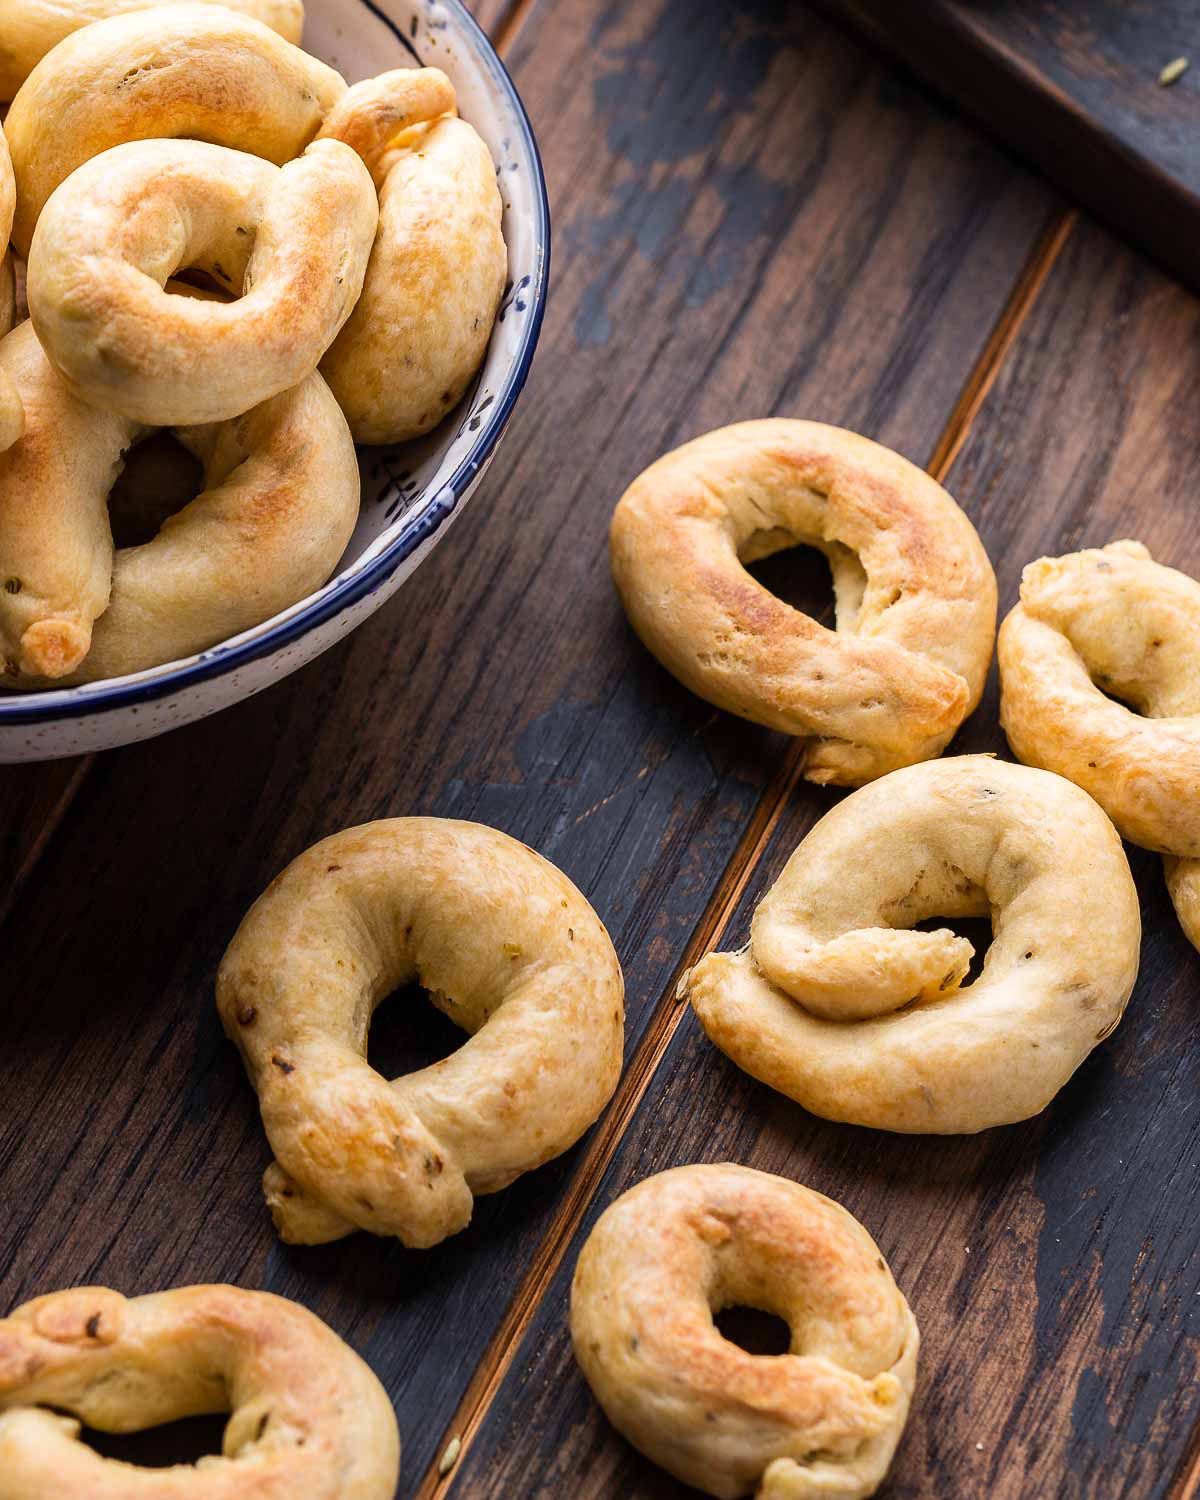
3 4 346 256
0 129 21 453
0 1285 400 1499
999 539 1200 950
685 756 1140 1133
217 819 624 1249
0 0 304 100
315 68 507 443
0 318 359 683
610 420 996 786
27 137 376 425
570 1164 918 1500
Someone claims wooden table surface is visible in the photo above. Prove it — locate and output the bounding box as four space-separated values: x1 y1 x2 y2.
3 2 1200 1497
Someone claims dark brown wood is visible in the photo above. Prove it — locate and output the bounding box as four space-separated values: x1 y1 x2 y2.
0 756 91 928
452 215 1200 1499
465 0 523 41
815 0 1200 300
0 0 1055 1493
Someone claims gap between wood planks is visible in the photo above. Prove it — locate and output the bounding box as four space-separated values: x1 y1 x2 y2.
0 0 535 941
418 203 1080 1500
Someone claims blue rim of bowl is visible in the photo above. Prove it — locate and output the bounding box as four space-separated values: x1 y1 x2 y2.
0 0 549 727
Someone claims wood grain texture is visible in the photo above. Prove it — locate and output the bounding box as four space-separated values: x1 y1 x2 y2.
451 216 1200 1499
0 0 1055 1493
816 0 1200 298
0 756 92 928
465 0 523 42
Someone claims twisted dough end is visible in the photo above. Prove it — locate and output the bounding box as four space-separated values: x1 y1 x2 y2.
218 819 624 1250
19 615 91 677
687 756 1140 1134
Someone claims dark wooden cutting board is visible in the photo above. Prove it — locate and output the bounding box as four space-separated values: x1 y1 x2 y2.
817 0 1200 297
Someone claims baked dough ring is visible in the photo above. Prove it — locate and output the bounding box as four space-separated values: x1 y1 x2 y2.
0 0 304 102
27 136 375 424
0 317 358 683
610 421 996 786
1166 859 1200 951
999 540 1200 949
315 69 507 443
685 756 1140 1133
0 131 21 452
0 1285 399 1499
570 1164 918 1500
4 4 346 257
217 819 625 1250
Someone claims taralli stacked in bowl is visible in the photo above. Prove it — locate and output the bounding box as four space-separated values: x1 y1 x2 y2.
0 2 506 686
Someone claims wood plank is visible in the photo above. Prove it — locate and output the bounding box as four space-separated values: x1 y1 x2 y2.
465 0 524 42
816 0 1200 299
0 756 92 928
452 216 1200 1498
0 0 1056 1490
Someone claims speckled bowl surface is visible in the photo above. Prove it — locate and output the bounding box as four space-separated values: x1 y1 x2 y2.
0 0 548 762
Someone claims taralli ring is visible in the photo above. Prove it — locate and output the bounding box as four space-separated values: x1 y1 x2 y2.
27 137 376 425
684 756 1140 1133
0 0 305 101
4 4 346 256
0 129 21 452
315 67 506 444
0 1285 399 1498
217 819 625 1250
999 539 1200 950
610 420 996 786
570 1164 918 1500
0 318 359 683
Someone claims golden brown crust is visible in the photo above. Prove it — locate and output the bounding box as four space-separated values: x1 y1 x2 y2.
0 318 359 684
217 819 625 1249
999 540 1200 856
1165 857 1200 951
0 134 22 451
0 1285 399 1498
0 0 305 101
570 1164 918 1500
610 421 997 786
685 756 1141 1133
27 137 376 425
4 4 346 256
317 71 506 445
999 539 1200 956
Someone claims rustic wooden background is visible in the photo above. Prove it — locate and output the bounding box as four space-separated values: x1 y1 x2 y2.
3 2 1200 1497
818 0 1200 299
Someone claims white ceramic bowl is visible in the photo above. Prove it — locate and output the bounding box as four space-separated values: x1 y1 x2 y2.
0 0 548 761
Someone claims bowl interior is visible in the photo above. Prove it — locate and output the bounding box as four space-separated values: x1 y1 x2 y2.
2 0 546 718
